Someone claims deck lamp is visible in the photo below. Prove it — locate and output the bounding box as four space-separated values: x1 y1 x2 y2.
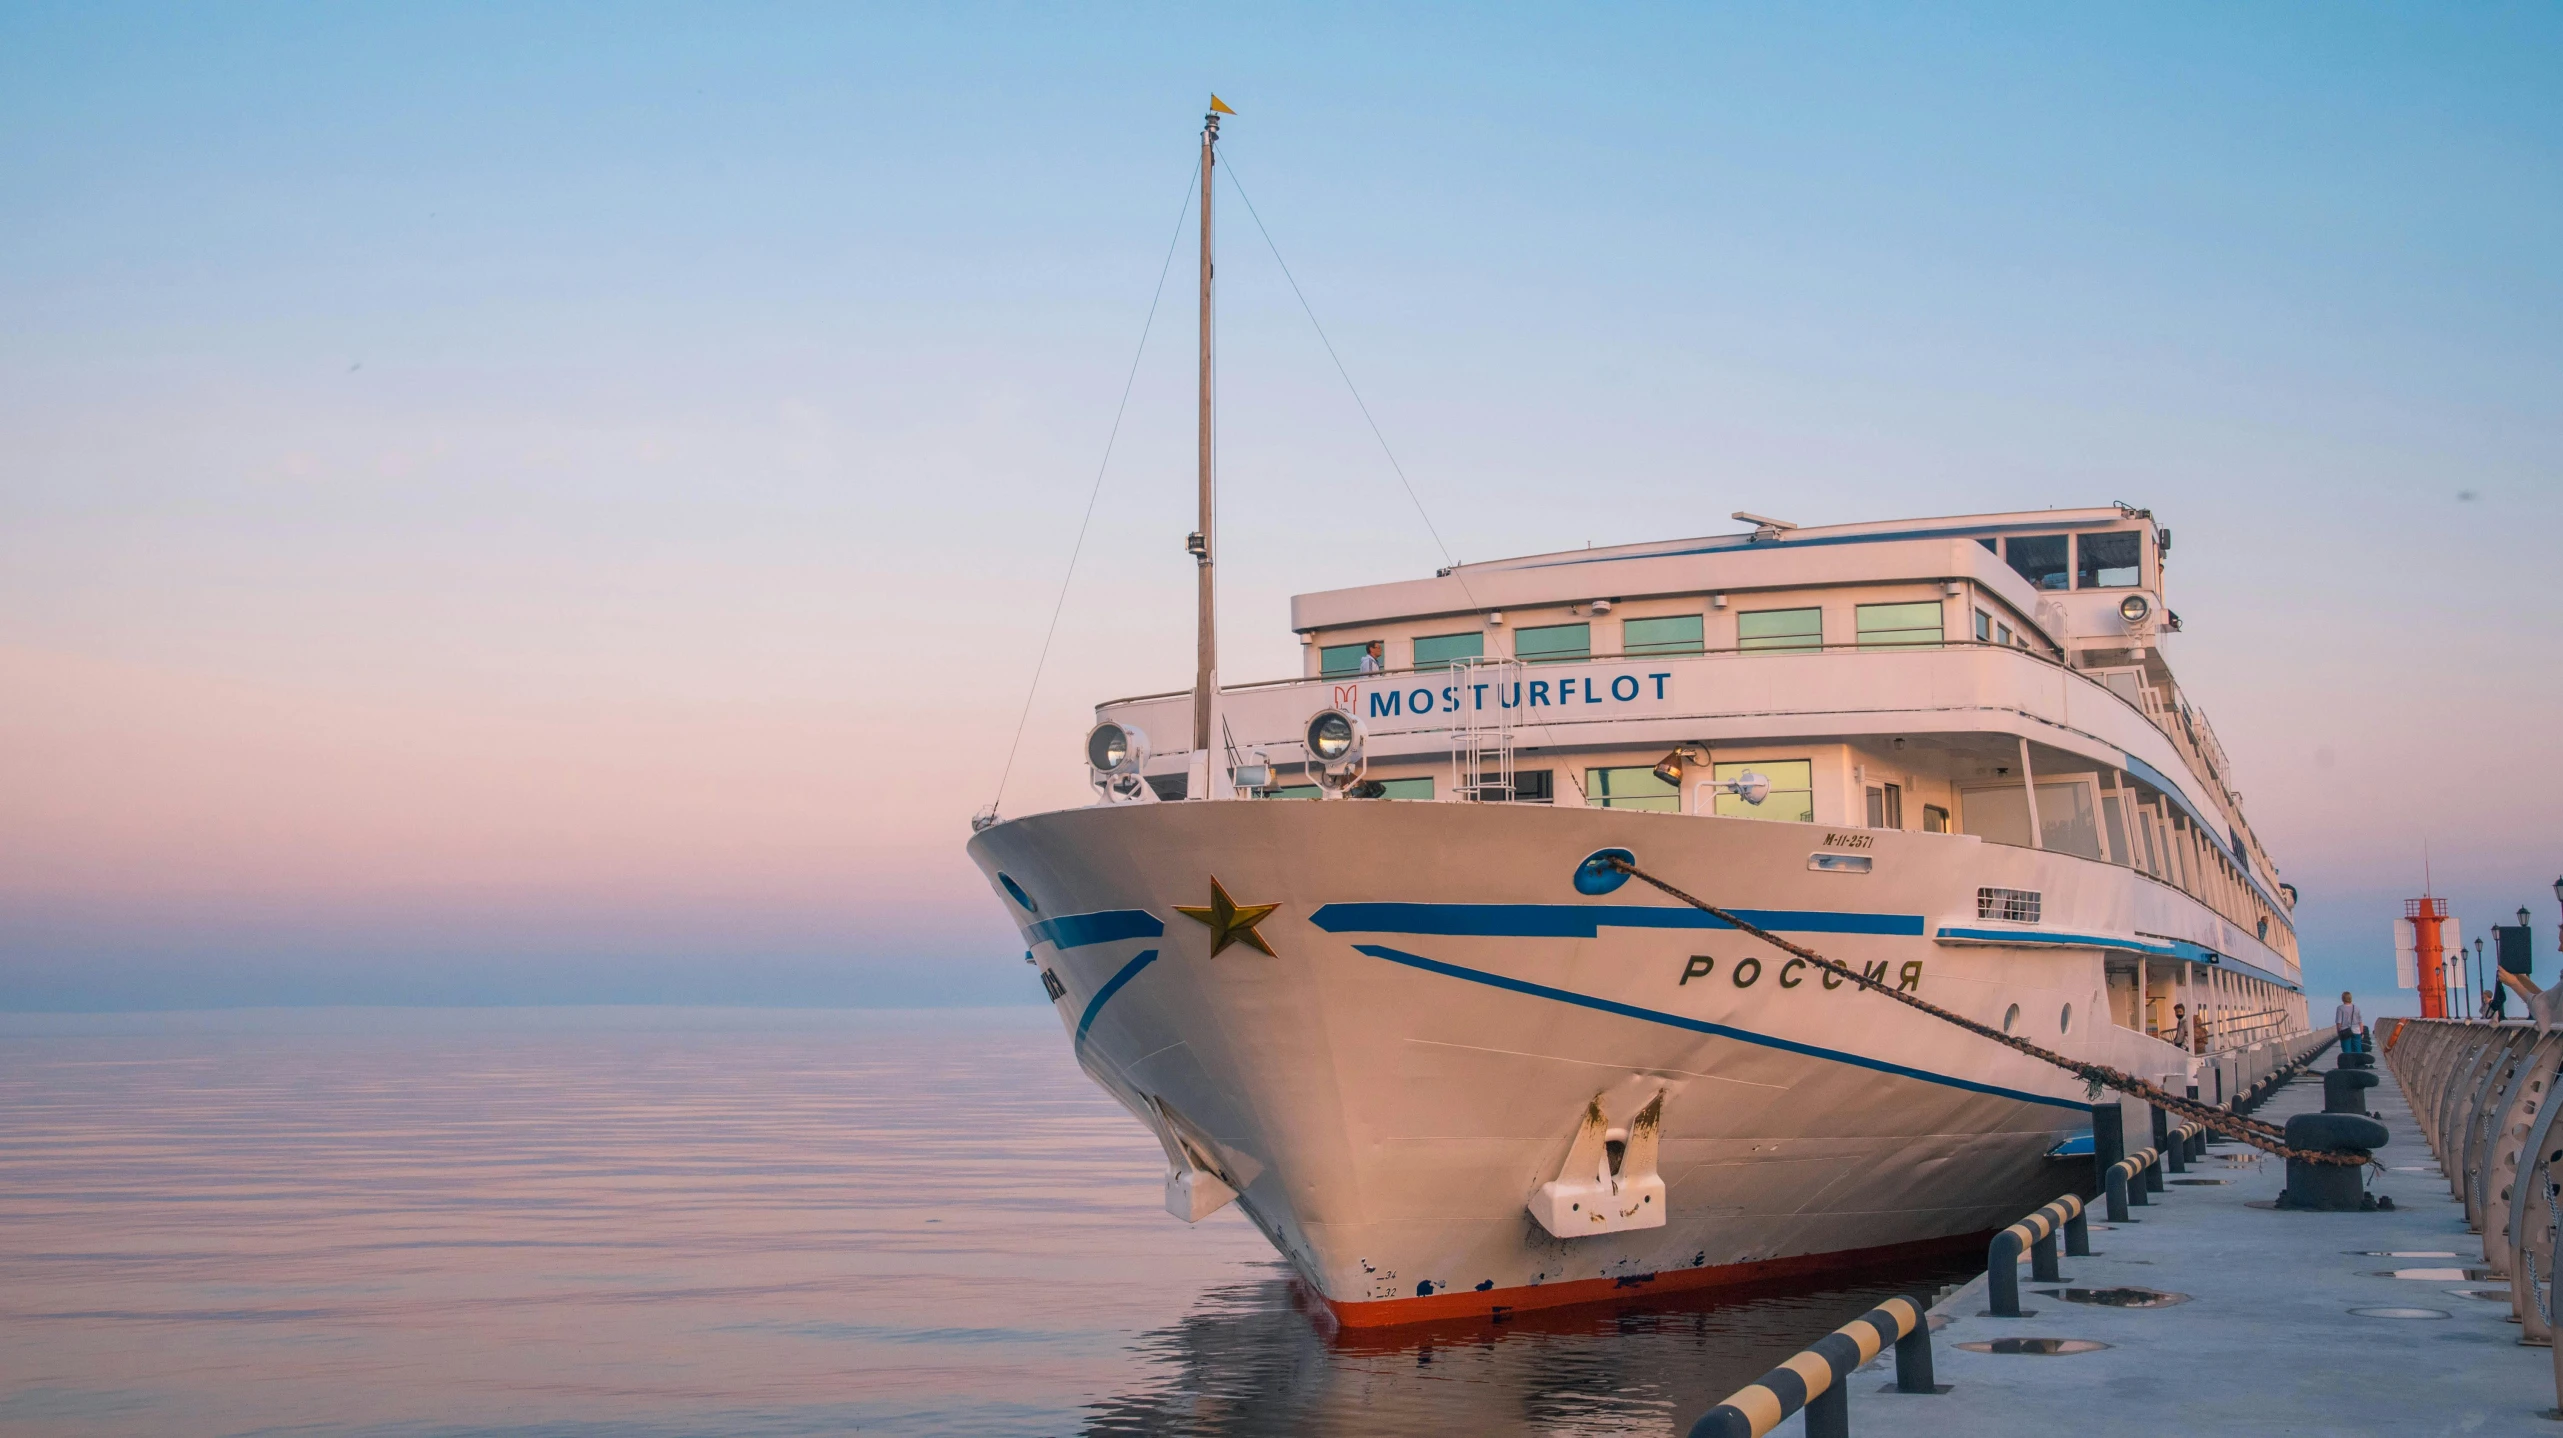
1086 721 1148 776
1651 746 1705 787
1304 708 1368 795
2118 595 2152 624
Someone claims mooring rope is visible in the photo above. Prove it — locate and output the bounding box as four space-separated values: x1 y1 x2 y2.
1604 856 2364 1166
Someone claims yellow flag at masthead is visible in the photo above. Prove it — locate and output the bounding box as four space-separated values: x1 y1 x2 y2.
1209 95 1236 115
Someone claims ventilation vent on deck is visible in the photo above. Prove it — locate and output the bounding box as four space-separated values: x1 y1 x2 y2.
1978 887 2042 923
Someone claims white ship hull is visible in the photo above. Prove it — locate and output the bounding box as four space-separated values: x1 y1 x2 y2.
970 798 2232 1326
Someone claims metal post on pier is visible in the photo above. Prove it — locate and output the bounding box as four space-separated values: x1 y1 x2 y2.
2092 1101 2125 1206
2149 1103 2171 1190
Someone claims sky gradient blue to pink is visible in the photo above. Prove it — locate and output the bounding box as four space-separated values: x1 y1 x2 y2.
3 5 2557 1012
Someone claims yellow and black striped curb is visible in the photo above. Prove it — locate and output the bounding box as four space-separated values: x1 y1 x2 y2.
1687 1294 1927 1438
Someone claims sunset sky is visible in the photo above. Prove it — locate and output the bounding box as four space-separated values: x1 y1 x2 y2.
3 5 2556 1011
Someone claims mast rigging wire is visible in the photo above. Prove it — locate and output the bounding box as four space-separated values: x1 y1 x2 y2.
1219 156 1474 602
985 162 1201 823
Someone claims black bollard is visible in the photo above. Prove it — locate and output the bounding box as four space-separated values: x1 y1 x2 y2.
2323 1068 2380 1115
2092 1102 2125 1205
2187 1086 2206 1159
2147 1107 2169 1192
2278 1112 2389 1210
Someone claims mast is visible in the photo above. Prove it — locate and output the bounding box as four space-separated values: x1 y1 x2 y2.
1191 98 1224 763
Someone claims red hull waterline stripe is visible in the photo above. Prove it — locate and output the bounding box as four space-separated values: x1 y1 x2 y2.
1322 1229 1993 1328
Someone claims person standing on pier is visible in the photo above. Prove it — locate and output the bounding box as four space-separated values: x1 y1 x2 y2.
2334 991 2363 1048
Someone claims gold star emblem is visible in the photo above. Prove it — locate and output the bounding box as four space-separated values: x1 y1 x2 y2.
1173 877 1282 958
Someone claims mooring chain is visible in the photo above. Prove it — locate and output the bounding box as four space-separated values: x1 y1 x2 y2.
1605 857 2363 1167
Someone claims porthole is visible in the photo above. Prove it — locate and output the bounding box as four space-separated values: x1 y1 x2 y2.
2060 1003 2074 1034
2004 1004 2021 1034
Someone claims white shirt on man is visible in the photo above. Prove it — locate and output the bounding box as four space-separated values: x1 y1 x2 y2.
2334 1001 2363 1031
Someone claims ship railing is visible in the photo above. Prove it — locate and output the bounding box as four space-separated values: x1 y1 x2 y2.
1114 635 2234 811
2379 1016 2563 1415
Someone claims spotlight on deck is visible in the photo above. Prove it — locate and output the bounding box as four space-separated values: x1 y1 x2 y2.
1651 745 1705 788
1697 771 1772 808
2119 594 2153 625
1304 709 1368 796
1086 722 1152 802
1087 722 1148 775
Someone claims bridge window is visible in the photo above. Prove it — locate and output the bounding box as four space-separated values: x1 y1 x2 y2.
1320 642 1371 677
1515 622 1590 663
2077 530 2141 588
1712 760 1815 822
1588 765 1680 811
1413 631 1484 668
1372 777 1434 800
2004 534 2070 590
1923 804 1950 833
1974 609 1992 642
1737 607 1822 654
1856 601 1943 649
1623 614 1704 657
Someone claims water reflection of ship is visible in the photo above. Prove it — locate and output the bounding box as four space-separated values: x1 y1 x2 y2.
1082 1257 1975 1437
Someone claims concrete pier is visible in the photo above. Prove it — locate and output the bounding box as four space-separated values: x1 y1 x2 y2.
1863 1059 2553 1435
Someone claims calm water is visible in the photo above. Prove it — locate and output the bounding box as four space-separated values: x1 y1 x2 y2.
0 1008 1971 1437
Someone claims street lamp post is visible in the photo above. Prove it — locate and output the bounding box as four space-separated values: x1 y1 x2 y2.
2473 937 2487 1017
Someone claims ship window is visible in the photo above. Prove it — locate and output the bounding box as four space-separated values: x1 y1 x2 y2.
2077 530 2141 589
1923 804 1950 833
1737 607 1822 654
1977 536 1997 553
1974 609 1992 642
1856 601 1943 649
1413 631 1484 668
1623 614 1705 657
1259 784 1322 801
1959 779 2103 858
1509 769 1555 803
1712 760 1815 822
1320 642 1370 677
2100 793 2131 866
2005 534 2070 591
1515 622 1590 664
1995 622 2014 646
1374 777 1434 801
1589 765 1680 812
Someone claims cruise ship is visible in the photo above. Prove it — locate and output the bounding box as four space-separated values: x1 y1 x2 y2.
964 104 2307 1328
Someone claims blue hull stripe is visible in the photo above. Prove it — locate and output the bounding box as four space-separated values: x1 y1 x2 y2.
1351 942 2087 1112
1032 909 1166 950
1933 926 2301 994
1312 902 1925 939
1075 949 1160 1047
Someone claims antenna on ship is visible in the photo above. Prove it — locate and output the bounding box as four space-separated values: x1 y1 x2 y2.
1191 96 1233 781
